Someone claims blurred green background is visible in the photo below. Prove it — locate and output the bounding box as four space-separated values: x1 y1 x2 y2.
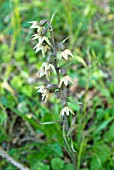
0 0 114 169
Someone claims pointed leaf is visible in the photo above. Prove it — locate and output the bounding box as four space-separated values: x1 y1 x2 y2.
50 11 57 23
40 120 61 125
75 56 87 67
67 97 82 105
59 60 75 68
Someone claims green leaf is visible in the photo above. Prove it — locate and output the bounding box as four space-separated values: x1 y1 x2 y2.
91 155 102 169
0 110 7 126
94 117 114 135
0 126 8 143
40 144 63 160
59 60 75 68
51 158 64 170
50 11 57 23
61 36 70 44
40 120 62 125
91 143 110 169
103 123 114 142
64 163 74 170
67 97 82 105
5 106 42 130
74 56 87 67
59 55 86 68
31 161 50 170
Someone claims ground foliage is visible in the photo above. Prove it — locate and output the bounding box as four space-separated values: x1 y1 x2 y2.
0 0 114 169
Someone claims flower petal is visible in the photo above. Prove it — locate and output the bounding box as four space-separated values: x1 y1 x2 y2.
69 78 74 84
61 51 68 60
28 21 39 29
28 21 37 23
59 106 74 117
66 76 74 84
46 71 50 81
58 79 63 88
64 77 68 86
50 64 56 73
42 47 46 58
39 69 45 77
45 63 50 71
33 43 42 53
60 108 65 116
65 107 70 116
65 49 74 57
31 34 40 40
69 107 74 115
43 37 51 46
37 27 43 34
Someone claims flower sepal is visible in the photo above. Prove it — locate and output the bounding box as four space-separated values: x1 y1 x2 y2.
59 75 74 87
60 106 74 117
35 85 52 103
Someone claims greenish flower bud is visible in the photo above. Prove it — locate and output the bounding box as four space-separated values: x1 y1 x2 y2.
57 42 65 51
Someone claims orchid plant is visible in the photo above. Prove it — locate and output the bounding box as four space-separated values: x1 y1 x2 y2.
28 15 77 170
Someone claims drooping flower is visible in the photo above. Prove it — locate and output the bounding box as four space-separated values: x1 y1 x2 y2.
28 21 38 28
31 34 40 40
31 34 51 46
35 85 51 102
28 21 43 34
60 106 74 116
41 90 51 102
38 36 51 46
37 62 56 81
60 49 74 60
33 41 50 57
58 75 74 87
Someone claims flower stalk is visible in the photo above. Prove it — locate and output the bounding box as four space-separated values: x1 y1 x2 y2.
28 16 77 170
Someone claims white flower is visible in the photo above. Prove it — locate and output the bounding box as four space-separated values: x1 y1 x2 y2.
37 62 56 81
60 49 74 60
58 75 74 87
41 90 51 102
28 21 38 28
60 106 74 116
31 34 40 40
32 35 51 57
33 42 50 57
28 21 42 34
36 85 46 93
35 85 51 102
38 36 51 46
32 34 51 46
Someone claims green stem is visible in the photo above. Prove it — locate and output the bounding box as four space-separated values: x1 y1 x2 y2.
54 55 77 170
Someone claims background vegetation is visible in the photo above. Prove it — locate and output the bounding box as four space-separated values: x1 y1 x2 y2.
0 0 114 169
